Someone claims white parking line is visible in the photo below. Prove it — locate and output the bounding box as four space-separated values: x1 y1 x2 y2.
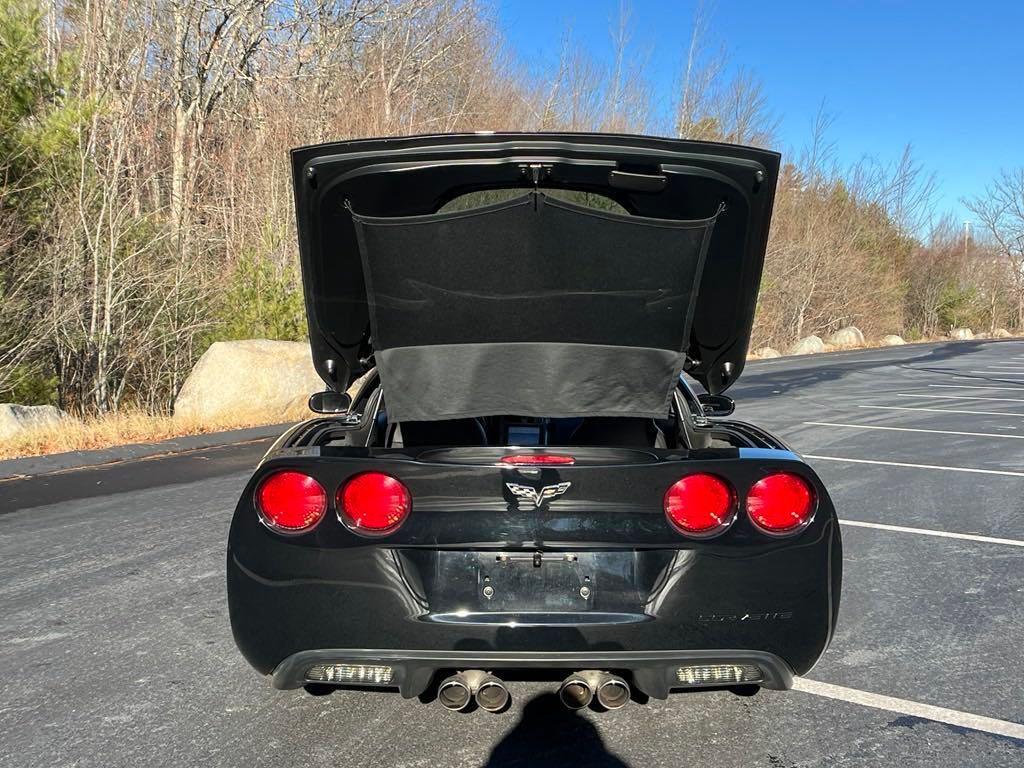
792 679 1024 741
804 422 1024 440
804 454 1024 477
748 353 899 368
840 519 1024 547
899 393 1024 403
970 370 1024 376
942 375 1022 382
860 404 1024 417
929 384 1024 390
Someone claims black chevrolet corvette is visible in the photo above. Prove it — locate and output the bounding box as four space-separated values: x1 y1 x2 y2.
226 132 842 713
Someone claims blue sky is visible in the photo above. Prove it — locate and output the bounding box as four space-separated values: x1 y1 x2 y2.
497 1 1024 221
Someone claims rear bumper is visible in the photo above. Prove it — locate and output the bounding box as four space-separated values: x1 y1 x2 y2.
227 447 842 695
228 524 841 693
271 648 795 699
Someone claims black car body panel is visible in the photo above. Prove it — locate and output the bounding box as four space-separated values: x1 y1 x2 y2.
228 432 842 698
228 133 839 706
291 132 779 395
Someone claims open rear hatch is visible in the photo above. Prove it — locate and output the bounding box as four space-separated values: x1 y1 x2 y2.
292 133 780 418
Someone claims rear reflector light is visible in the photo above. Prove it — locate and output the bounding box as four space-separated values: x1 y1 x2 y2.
746 472 816 534
663 473 736 537
500 454 576 466
676 664 762 686
255 470 327 532
305 664 394 685
338 472 411 535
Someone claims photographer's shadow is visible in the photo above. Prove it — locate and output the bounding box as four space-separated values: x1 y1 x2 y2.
484 692 629 767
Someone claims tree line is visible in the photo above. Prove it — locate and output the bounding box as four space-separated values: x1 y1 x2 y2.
2 0 1022 415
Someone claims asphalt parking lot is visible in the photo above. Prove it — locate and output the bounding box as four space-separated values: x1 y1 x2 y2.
1 340 1022 767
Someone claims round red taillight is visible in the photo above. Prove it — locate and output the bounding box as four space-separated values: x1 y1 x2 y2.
746 472 816 534
338 472 411 535
255 470 327 532
663 473 736 537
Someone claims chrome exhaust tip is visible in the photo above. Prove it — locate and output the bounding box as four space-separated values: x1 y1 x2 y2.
438 675 473 711
595 675 630 710
558 675 594 710
475 677 511 713
439 671 508 713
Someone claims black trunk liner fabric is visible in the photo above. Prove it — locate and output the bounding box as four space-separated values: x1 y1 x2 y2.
350 192 719 422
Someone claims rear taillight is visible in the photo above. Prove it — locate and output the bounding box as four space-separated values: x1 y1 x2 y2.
338 472 411 535
663 473 736 537
255 470 327 533
746 472 816 534
499 454 576 466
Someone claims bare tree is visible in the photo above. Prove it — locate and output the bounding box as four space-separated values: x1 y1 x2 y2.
756 117 921 346
672 2 775 147
167 0 272 245
675 0 722 141
966 168 1024 328
600 1 651 134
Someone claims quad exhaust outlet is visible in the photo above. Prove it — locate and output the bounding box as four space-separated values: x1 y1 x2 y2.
558 671 630 710
439 670 629 713
595 673 631 710
438 671 510 713
558 673 594 710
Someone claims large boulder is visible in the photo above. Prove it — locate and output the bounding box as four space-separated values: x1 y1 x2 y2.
949 328 974 340
881 334 906 346
755 346 782 359
994 328 1013 338
0 404 70 439
827 326 865 347
789 335 825 355
174 340 322 423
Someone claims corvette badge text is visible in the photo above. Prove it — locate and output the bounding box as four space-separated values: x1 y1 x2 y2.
698 611 794 623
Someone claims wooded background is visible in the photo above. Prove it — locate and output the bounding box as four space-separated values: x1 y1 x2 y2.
2 0 1023 416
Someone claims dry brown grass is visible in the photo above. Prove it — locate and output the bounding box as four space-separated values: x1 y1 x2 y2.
0 374 360 462
0 403 312 461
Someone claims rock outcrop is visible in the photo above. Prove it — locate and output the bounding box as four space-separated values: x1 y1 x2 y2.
754 346 782 359
173 340 321 423
949 328 974 340
827 326 865 347
0 404 70 439
788 335 826 355
881 335 906 346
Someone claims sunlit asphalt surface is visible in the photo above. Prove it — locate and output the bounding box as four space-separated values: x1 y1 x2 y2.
1 340 1022 766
